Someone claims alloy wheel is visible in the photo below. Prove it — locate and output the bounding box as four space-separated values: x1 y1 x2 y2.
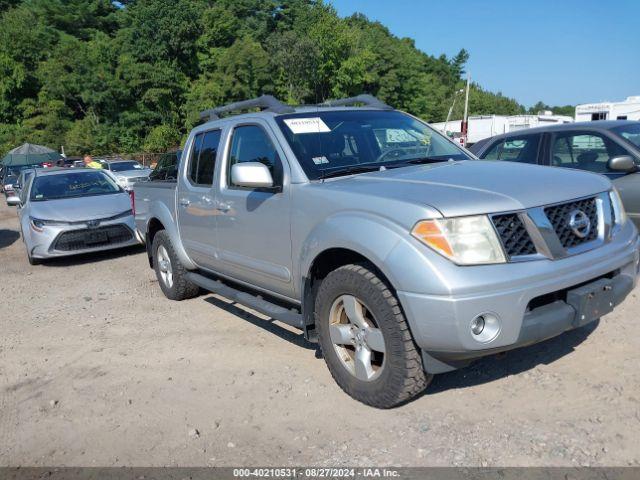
156 245 173 289
328 294 386 382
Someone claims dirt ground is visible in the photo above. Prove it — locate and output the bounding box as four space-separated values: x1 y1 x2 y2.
1 201 639 468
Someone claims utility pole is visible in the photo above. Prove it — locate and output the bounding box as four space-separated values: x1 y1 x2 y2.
445 88 464 136
461 72 470 147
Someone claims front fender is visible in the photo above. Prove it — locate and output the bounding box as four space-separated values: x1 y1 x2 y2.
298 212 447 295
143 201 196 270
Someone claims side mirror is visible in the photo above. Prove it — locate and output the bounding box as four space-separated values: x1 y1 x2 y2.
608 155 637 173
231 162 274 189
6 195 21 206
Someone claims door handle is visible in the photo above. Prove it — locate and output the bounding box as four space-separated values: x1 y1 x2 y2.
179 198 191 207
216 201 231 212
202 195 213 204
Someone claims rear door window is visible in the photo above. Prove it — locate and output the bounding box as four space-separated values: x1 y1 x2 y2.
187 130 221 186
481 135 541 164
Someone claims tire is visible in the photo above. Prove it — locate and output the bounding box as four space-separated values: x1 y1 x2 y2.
27 250 41 265
315 263 431 408
152 230 200 301
23 231 41 265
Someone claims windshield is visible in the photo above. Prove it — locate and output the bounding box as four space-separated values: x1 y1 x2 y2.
612 123 640 149
110 161 144 172
276 110 471 180
30 171 121 201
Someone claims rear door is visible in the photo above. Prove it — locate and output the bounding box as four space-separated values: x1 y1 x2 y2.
213 121 295 299
176 128 223 269
479 133 543 165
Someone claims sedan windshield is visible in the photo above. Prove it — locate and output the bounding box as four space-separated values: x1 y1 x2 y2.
30 171 121 201
110 161 144 172
276 110 471 180
612 123 640 149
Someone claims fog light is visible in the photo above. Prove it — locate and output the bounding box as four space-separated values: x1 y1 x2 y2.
470 315 485 335
469 312 501 343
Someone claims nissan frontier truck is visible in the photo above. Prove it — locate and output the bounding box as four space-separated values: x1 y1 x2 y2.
134 95 639 408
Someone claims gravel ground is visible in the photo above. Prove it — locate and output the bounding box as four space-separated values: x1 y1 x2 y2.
1 201 639 467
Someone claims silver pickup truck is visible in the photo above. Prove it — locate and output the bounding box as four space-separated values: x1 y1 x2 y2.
134 95 639 408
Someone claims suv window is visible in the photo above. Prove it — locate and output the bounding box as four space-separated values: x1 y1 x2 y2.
188 130 221 186
482 135 540 164
551 132 628 173
228 125 281 187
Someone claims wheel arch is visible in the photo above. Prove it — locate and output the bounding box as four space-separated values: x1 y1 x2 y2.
144 202 196 270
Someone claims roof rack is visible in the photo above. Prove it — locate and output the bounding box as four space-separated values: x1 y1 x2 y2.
322 94 392 110
200 95 295 121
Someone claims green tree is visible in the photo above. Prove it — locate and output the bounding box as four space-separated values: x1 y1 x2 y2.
143 124 181 152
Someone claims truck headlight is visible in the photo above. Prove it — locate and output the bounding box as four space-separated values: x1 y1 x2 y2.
609 188 627 226
411 215 506 265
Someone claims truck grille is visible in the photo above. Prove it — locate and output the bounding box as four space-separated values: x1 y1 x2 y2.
492 213 537 258
544 197 598 248
53 225 133 252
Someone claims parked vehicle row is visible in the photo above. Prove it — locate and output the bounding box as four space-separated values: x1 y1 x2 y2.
134 94 639 408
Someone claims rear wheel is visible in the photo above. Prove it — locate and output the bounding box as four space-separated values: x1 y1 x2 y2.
315 263 431 408
152 230 200 300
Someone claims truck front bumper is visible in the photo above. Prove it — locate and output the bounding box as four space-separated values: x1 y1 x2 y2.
397 223 640 373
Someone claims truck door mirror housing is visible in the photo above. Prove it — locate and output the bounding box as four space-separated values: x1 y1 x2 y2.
6 195 21 206
231 162 274 188
608 155 637 173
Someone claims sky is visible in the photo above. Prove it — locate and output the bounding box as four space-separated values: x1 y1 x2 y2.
330 0 640 108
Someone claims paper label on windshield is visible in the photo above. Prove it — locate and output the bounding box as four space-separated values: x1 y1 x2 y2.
284 117 331 134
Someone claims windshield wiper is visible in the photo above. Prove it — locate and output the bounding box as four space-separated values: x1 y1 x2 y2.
320 164 383 180
384 157 455 169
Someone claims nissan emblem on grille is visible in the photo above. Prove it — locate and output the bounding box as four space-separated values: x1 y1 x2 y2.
568 209 591 239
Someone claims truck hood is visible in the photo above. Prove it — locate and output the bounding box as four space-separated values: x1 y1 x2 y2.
30 192 132 222
327 160 611 217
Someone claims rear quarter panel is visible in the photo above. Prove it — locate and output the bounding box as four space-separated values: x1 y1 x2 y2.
134 182 196 269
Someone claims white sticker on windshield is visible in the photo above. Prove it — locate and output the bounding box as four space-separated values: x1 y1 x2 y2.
386 129 418 143
284 117 331 134
312 156 329 165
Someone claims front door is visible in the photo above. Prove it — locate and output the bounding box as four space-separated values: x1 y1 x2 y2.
548 130 640 225
214 122 294 299
177 128 222 269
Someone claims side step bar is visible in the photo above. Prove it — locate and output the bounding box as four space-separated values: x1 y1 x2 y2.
185 272 304 329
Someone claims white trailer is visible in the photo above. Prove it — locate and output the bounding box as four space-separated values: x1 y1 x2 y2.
431 113 573 146
575 96 640 122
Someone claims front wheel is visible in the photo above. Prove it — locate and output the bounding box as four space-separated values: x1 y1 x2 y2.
152 230 200 300
315 263 431 408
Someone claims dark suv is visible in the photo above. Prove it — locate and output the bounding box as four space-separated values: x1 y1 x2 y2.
470 121 640 227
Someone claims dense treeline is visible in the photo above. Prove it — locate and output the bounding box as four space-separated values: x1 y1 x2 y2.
0 0 529 155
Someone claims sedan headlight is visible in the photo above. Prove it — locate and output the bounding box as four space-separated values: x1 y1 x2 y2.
30 217 70 232
609 188 627 226
411 215 506 265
